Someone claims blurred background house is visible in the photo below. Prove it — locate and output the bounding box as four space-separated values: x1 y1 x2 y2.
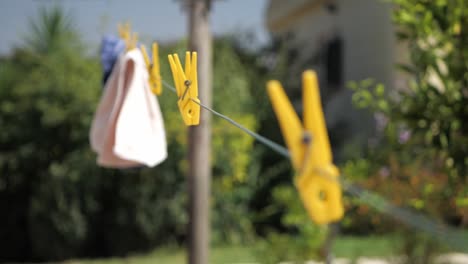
265 0 397 159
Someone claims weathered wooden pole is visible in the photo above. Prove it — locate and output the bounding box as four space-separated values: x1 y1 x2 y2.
187 0 212 263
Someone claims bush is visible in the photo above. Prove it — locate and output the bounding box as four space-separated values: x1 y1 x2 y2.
0 44 102 260
0 7 261 261
255 185 327 263
344 0 468 259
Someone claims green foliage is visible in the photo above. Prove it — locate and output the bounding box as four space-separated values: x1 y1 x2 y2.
350 0 468 214
0 6 262 261
0 40 102 259
392 0 468 181
346 0 468 259
25 6 80 54
351 0 468 178
256 184 327 263
398 231 440 264
211 39 259 244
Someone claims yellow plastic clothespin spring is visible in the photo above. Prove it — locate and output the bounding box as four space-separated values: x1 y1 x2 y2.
266 70 344 224
141 42 162 95
168 51 200 126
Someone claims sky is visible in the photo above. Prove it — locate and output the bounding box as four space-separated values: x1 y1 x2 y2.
0 0 269 55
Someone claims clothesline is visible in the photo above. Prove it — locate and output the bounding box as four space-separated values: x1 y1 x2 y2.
97 35 466 250
161 80 468 252
162 80 290 158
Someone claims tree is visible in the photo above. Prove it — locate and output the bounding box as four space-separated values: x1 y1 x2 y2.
24 6 80 54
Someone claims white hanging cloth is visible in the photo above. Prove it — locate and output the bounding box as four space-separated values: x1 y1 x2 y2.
90 49 167 168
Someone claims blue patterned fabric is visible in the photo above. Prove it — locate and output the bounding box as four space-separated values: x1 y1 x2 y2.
100 35 126 85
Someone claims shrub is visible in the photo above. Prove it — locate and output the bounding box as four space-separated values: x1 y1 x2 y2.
345 0 468 260
0 7 260 261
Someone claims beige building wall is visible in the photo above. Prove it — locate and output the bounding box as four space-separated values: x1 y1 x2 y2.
265 0 398 158
337 0 395 88
266 0 396 88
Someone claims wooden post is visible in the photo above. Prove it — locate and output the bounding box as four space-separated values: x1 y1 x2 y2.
187 0 212 264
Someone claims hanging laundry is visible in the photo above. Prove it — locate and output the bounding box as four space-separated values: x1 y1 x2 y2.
100 35 126 85
90 49 167 168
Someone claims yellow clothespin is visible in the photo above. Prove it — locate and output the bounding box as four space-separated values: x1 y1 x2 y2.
117 22 129 39
118 22 138 51
266 70 344 224
168 51 200 126
128 32 138 51
141 42 162 95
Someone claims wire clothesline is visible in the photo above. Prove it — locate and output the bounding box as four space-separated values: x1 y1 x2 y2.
161 80 468 252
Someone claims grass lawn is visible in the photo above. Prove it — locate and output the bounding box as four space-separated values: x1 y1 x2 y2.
64 235 398 264
65 245 256 264
332 235 398 259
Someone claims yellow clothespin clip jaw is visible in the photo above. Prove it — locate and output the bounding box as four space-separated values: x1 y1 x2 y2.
141 42 162 95
168 51 200 126
117 22 130 41
118 22 138 51
295 164 343 224
266 70 344 224
128 32 138 51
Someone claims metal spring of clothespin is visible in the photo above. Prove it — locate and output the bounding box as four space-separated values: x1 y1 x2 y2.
266 70 344 224
141 42 162 95
168 51 200 126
